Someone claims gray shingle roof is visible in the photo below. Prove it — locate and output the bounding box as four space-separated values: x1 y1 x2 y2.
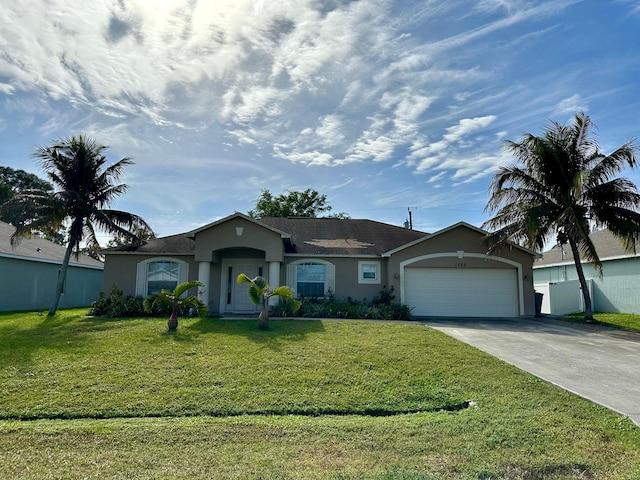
0 221 103 268
103 217 427 256
535 228 639 267
104 233 195 254
260 217 428 255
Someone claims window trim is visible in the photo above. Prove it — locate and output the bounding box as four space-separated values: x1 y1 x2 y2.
287 259 335 298
358 261 381 284
136 257 189 297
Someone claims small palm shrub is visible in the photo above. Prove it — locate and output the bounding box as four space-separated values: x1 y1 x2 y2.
144 281 207 331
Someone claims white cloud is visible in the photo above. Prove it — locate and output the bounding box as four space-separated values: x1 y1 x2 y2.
443 115 497 143
1 0 636 236
554 94 587 115
412 115 498 178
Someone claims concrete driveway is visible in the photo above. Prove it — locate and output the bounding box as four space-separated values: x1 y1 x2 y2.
421 316 640 426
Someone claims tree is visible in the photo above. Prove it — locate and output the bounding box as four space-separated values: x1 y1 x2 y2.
236 274 300 330
483 112 640 320
143 281 207 331
248 188 349 218
106 225 156 247
5 134 154 316
0 166 60 239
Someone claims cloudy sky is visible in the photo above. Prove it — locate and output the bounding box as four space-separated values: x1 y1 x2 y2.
1 0 639 239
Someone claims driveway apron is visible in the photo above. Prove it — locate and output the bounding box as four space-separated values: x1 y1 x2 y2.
421 316 640 426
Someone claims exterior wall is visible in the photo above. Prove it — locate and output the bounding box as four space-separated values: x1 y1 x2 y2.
102 254 198 297
387 227 536 316
281 256 387 302
194 218 283 263
534 257 640 314
0 257 103 311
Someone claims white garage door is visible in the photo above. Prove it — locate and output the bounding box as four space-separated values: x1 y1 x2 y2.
404 267 519 317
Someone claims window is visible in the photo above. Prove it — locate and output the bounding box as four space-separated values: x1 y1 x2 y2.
297 263 326 297
147 261 179 295
136 258 189 297
288 260 335 298
358 261 380 284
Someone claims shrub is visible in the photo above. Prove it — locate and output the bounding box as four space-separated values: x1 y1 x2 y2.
269 286 413 321
88 285 148 318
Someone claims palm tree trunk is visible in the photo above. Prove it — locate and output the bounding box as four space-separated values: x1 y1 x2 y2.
567 237 594 320
258 300 269 330
48 240 75 316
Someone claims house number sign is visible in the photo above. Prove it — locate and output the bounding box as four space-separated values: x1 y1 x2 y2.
454 262 467 267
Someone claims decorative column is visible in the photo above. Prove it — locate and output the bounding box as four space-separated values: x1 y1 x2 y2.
198 261 211 310
268 261 281 306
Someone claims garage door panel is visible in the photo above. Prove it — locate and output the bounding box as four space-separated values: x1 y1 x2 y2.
404 267 518 317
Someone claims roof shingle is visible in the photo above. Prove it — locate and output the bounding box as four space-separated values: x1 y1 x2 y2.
103 216 427 256
0 221 103 268
535 228 639 266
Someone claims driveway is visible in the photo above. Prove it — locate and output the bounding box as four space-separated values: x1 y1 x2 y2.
421 316 640 426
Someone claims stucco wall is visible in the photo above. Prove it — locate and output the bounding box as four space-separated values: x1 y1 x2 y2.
102 254 198 297
0 257 103 311
534 257 640 314
281 256 387 302
386 226 536 316
194 218 284 263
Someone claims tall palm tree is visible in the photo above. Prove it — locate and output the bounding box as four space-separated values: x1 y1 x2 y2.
483 112 640 320
8 134 153 316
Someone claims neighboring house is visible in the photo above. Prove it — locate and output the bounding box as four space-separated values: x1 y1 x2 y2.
102 212 537 318
534 228 640 315
0 220 104 312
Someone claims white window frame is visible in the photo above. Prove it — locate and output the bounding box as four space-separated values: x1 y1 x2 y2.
287 259 335 298
358 261 381 284
136 257 189 297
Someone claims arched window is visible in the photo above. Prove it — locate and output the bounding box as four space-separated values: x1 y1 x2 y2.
136 258 189 296
287 260 335 298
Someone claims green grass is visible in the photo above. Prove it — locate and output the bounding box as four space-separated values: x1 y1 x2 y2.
1 309 639 479
565 312 640 333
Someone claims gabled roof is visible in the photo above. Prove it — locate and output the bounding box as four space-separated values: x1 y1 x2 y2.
103 216 429 256
187 212 291 239
383 221 538 257
0 221 103 268
259 217 428 256
535 228 640 267
103 233 195 254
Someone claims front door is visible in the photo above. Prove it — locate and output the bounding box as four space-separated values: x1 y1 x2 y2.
232 263 261 313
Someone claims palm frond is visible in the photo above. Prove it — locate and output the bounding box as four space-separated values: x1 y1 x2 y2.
174 281 203 298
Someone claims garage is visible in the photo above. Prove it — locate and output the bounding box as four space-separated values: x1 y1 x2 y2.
404 267 519 317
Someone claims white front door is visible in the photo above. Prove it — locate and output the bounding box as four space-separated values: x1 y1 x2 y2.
231 263 260 313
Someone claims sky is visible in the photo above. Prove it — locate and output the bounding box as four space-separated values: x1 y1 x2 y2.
1 0 639 241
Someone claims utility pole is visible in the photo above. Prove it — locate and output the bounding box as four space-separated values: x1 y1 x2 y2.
405 207 414 230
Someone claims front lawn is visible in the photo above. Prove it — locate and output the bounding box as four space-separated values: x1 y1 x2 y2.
566 312 640 333
1 309 639 479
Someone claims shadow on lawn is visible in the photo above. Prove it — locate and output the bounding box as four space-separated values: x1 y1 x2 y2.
0 312 93 368
185 317 326 351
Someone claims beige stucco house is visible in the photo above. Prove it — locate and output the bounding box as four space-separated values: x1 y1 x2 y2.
102 212 537 317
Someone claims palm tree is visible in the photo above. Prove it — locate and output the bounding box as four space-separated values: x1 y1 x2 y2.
7 134 154 316
143 281 207 331
236 274 300 329
483 112 640 320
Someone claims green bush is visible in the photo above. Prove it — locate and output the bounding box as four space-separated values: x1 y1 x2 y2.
88 285 148 318
90 285 204 319
270 286 413 320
